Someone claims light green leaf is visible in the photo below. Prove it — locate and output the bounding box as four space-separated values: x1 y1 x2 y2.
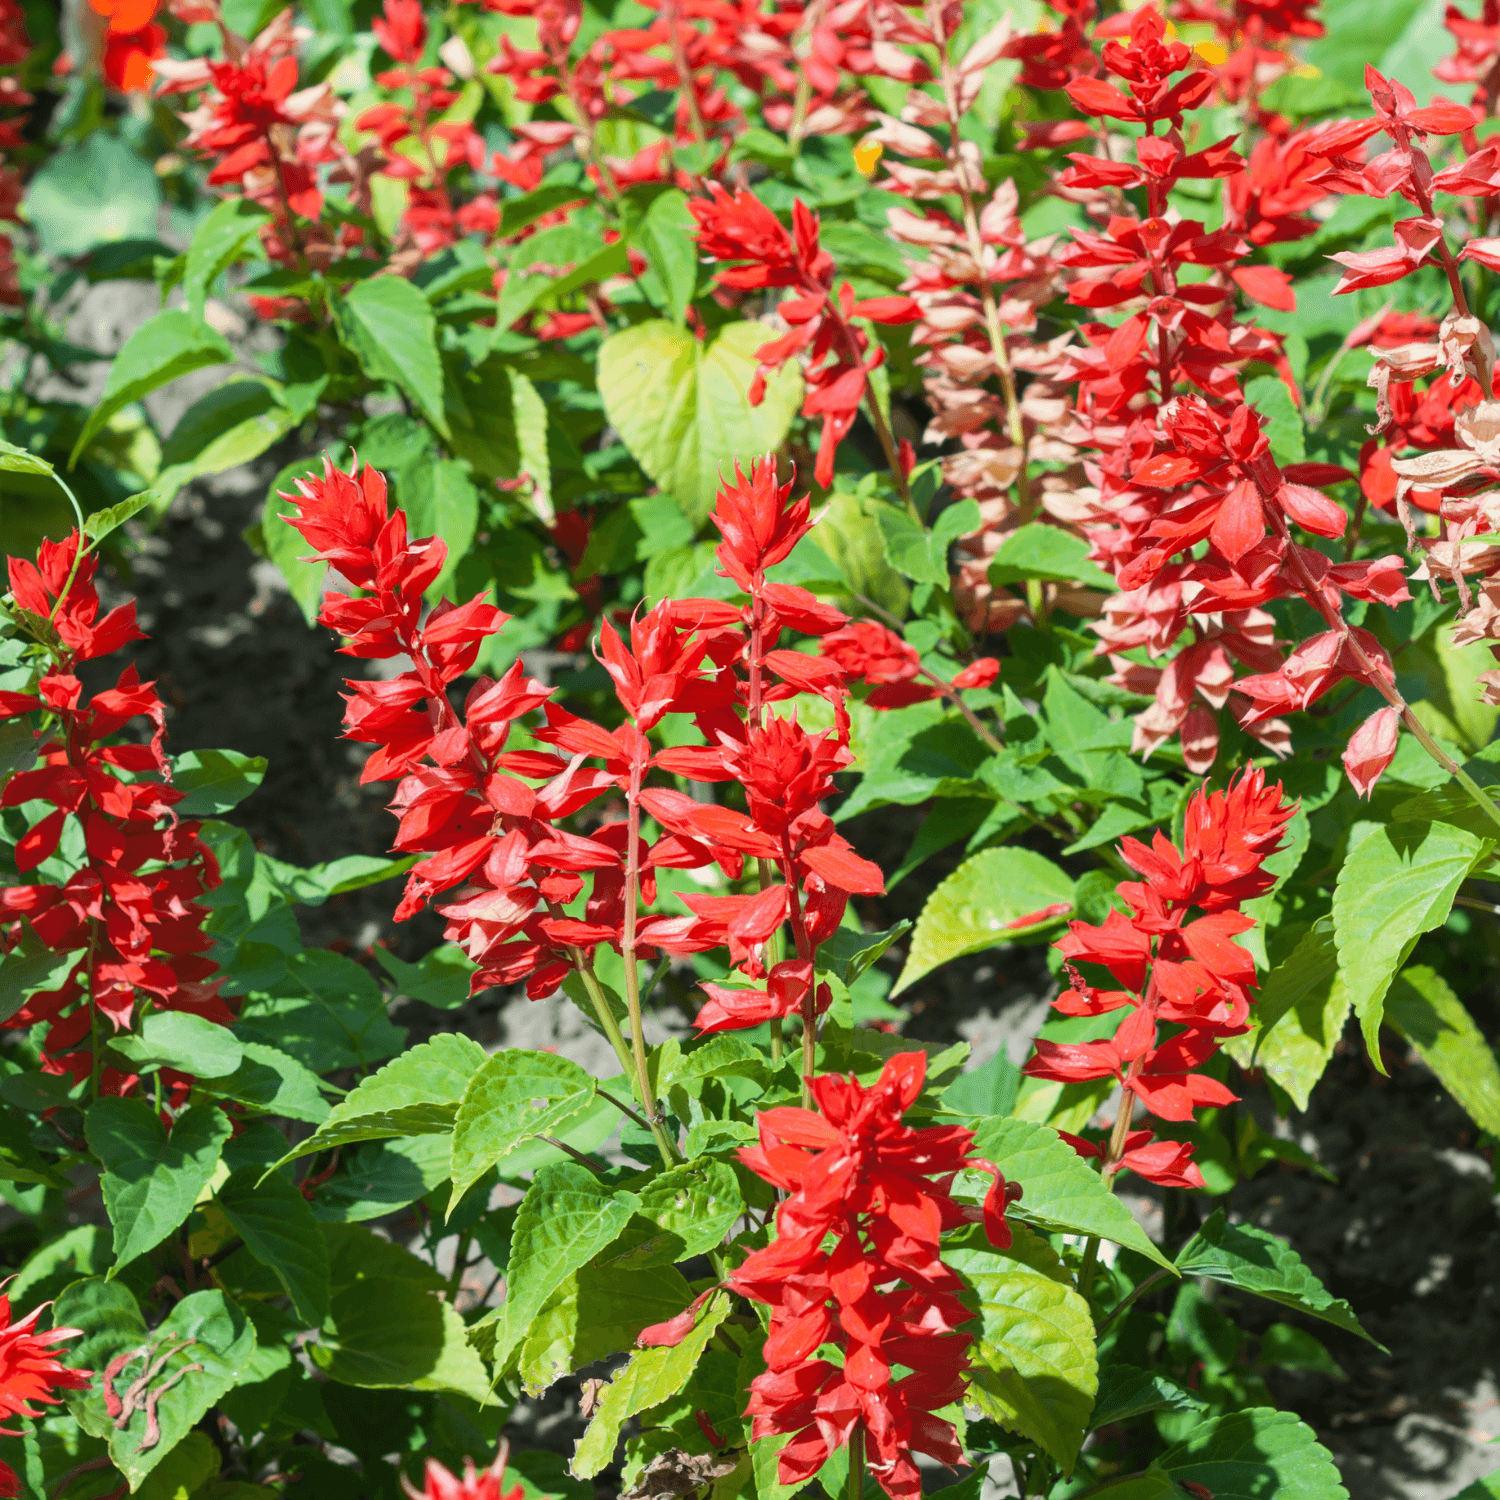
485 1163 640 1370
184 199 271 321
87 1099 234 1267
216 1166 330 1326
948 1226 1098 1474
275 1033 487 1168
109 1011 243 1079
25 132 161 259
337 277 449 438
171 748 267 817
598 320 803 524
893 849 1074 995
448 1050 598 1209
69 310 233 466
0 921 79 1025
512 369 552 522
1174 1210 1381 1346
632 1158 744 1261
988 523 1115 590
56 1280 257 1490
571 1291 730 1478
1155 1407 1348 1500
1385 965 1500 1136
312 1276 494 1402
518 1263 695 1395
1243 374 1305 466
83 491 155 545
0 438 54 476
968 1116 1173 1270
1331 819 1487 1068
1222 921 1348 1111
1449 1469 1500 1500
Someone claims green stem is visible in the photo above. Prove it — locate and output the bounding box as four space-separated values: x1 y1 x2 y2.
1095 1267 1172 1336
847 1423 864 1500
1077 1236 1101 1299
445 1230 473 1299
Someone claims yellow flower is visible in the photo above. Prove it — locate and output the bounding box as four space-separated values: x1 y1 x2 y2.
1195 40 1228 63
853 139 884 176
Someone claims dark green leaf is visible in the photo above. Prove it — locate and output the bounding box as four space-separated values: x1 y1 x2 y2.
337 278 449 437
1090 1364 1205 1428
988 523 1115 590
0 921 78 1025
171 748 267 817
1174 1211 1381 1347
216 1165 331 1325
1155 1407 1348 1500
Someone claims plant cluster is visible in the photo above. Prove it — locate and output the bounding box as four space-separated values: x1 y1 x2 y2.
0 0 1499 1498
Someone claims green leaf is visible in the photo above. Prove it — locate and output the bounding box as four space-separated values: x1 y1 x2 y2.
109 1011 244 1079
24 132 161 259
1384 965 1500 1136
1331 820 1488 1068
261 456 332 626
571 1291 730 1478
311 1276 493 1402
485 1163 640 1371
83 491 155 545
876 499 979 587
0 921 78 1025
1221 921 1349 1111
512 369 552 521
1155 1407 1348 1500
0 438 54 476
495 234 629 329
988 523 1115 590
204 1041 330 1124
814 921 911 986
216 1165 330 1326
69 310 233 466
499 181 590 238
892 849 1074 995
448 1050 598 1209
0 718 36 782
402 458 479 595
275 1033 487 1167
154 382 296 503
518 1263 695 1395
597 320 803 525
372 942 474 1008
238 948 404 1071
171 748 267 817
630 189 698 325
968 1116 1174 1271
1450 1469 1500 1500
632 1159 744 1261
1174 1210 1381 1346
948 1226 1098 1474
133 1431 220 1500
337 277 449 438
55 1280 257 1490
1090 1364 1205 1428
87 1099 234 1267
1243 374 1305 466
184 198 271 321
308 1135 451 1222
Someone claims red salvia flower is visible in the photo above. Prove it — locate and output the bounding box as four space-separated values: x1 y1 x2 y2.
1025 768 1295 1188
401 1441 523 1500
0 1292 91 1498
732 1052 1019 1500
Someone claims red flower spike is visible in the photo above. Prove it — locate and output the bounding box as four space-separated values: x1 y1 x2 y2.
1026 770 1295 1187
401 1441 524 1500
734 1053 1017 1500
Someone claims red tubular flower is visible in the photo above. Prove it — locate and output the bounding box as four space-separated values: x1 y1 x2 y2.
689 188 920 487
1026 769 1295 1189
0 1291 90 1497
0 536 228 1095
733 1052 1019 1500
401 1441 523 1500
